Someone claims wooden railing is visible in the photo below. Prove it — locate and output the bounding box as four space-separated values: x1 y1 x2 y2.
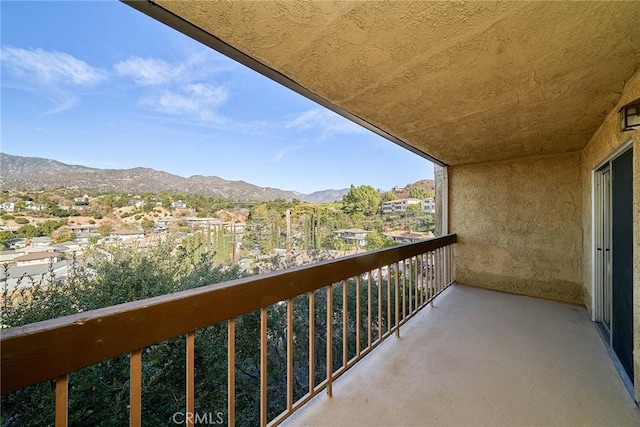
1 234 456 426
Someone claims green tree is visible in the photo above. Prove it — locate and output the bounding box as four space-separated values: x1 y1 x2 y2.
0 230 15 248
409 186 432 199
365 231 396 251
341 185 381 217
381 191 396 203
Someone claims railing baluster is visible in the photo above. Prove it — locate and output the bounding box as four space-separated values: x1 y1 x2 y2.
228 319 235 427
186 332 195 427
408 259 413 315
130 350 142 427
55 375 68 427
402 260 406 323
326 284 333 397
386 265 391 336
395 261 400 337
287 299 294 411
452 244 456 283
367 271 372 349
413 256 420 314
356 276 361 356
419 253 424 308
430 251 434 307
377 268 382 341
342 280 348 369
308 292 315 394
260 307 267 427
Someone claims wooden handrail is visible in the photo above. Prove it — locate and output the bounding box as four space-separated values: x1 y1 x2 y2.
1 234 456 394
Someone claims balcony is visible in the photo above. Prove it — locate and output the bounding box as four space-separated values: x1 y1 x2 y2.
3 233 638 426
284 285 640 426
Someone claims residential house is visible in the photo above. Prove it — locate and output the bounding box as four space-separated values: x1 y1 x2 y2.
29 237 54 247
1 202 15 212
421 198 436 215
5 238 27 250
108 230 145 242
334 228 371 246
384 230 434 244
381 198 421 215
14 252 61 267
170 200 187 209
68 225 96 235
24 201 45 212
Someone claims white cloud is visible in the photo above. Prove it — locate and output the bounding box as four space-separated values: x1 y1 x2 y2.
0 45 107 114
139 83 229 121
271 144 304 162
285 108 364 137
114 57 177 86
114 53 234 86
1 45 107 86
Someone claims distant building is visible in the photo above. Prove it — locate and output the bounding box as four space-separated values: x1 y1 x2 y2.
421 198 436 215
30 237 54 247
69 225 97 235
1 202 15 212
109 230 145 242
171 200 187 209
6 238 28 250
335 228 372 246
15 251 61 267
381 198 421 215
384 230 434 244
24 201 46 211
73 195 90 203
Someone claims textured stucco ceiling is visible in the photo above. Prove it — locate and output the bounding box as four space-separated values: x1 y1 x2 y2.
138 1 640 166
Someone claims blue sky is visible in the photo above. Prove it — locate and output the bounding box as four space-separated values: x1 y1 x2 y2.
1 1 434 194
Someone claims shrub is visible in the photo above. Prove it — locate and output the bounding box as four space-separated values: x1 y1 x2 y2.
1 214 14 220
15 217 29 224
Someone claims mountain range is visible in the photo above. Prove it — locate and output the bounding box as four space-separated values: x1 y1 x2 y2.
0 153 352 202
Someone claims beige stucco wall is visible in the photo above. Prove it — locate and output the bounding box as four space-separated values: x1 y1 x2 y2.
581 68 639 402
449 152 583 305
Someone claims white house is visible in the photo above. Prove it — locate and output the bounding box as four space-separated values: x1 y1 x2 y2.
334 228 372 246
171 200 188 209
384 230 434 244
109 230 145 242
1 202 15 212
14 252 61 267
381 198 421 215
421 198 436 215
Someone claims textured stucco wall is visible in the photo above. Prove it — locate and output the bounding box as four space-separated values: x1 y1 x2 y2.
151 1 640 166
449 152 583 305
581 68 639 402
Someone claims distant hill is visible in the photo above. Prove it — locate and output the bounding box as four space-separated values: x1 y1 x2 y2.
0 153 430 203
0 153 303 201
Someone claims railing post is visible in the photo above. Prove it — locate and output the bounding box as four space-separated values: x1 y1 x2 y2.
55 375 68 427
228 319 235 427
186 332 195 427
326 285 333 397
342 280 348 369
308 292 315 394
395 261 400 338
130 350 142 427
260 307 268 427
287 299 294 411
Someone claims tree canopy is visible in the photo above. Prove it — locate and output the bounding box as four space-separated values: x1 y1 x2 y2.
341 185 381 217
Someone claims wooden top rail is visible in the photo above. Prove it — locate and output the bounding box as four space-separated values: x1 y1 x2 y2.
1 234 456 394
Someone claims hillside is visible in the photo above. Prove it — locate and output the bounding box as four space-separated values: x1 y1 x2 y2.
0 153 349 202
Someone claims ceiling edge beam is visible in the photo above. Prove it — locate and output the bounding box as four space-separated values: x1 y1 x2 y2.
121 0 447 167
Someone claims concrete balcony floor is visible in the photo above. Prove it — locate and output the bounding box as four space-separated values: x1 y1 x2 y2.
284 285 640 426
